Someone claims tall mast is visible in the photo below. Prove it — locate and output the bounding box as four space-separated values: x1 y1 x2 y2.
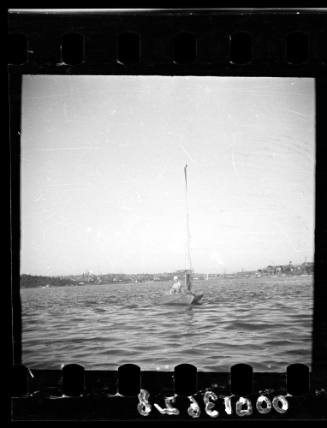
184 164 192 272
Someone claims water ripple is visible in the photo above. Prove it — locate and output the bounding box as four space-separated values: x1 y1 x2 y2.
21 276 313 371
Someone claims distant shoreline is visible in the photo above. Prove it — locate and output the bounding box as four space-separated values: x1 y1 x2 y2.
20 264 313 289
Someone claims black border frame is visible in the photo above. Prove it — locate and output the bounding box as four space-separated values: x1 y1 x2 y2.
8 8 327 421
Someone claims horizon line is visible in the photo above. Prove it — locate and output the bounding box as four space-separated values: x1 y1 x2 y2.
20 260 314 277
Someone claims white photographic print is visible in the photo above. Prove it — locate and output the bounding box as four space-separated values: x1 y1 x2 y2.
20 75 314 371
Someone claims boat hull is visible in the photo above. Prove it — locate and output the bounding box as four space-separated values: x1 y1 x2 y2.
159 293 203 305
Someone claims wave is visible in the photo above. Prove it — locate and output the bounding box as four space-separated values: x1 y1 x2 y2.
21 277 313 371
228 321 282 331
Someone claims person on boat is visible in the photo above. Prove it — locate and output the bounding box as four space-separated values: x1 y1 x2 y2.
170 276 182 294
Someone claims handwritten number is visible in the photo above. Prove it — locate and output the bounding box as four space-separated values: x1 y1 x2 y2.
272 395 288 414
137 389 152 416
204 391 219 417
187 395 201 418
256 395 272 414
235 396 253 417
154 395 180 415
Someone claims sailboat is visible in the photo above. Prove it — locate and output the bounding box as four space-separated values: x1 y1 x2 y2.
159 164 203 305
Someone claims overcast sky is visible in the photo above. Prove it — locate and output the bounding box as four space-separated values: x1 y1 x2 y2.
21 75 315 275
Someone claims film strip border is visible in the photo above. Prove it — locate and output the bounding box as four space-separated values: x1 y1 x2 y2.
8 10 327 75
11 363 327 420
8 9 327 421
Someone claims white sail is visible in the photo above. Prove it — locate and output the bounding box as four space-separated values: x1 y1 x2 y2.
157 165 203 305
184 164 192 273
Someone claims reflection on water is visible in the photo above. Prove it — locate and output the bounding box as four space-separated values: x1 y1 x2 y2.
21 275 313 371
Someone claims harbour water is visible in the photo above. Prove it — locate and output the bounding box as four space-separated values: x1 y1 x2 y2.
21 275 313 371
